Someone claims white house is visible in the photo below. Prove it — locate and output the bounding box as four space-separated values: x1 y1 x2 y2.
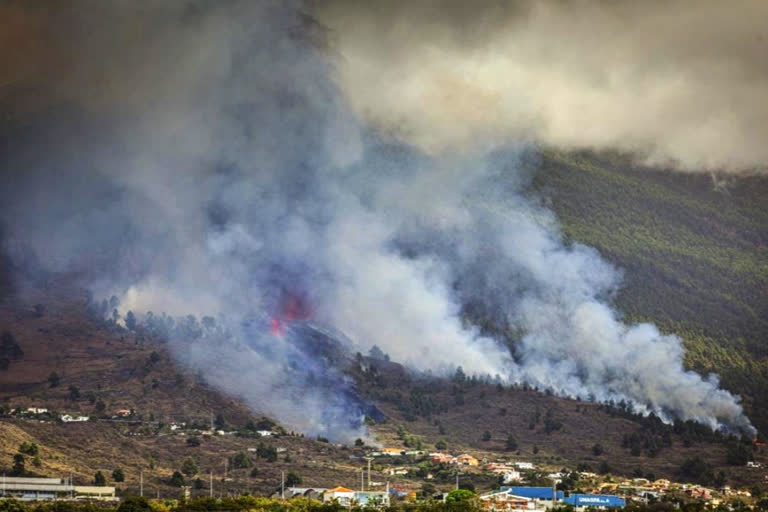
324 486 356 506
61 414 89 423
503 471 523 484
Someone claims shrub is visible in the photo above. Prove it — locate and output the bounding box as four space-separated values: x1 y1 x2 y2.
284 472 301 487
169 471 185 487
94 471 106 486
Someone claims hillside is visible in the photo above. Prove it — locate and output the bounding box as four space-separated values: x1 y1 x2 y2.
1 272 767 497
530 151 768 434
0 278 374 497
348 357 767 491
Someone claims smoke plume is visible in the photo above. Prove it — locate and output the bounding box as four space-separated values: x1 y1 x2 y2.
317 0 768 173
0 0 755 439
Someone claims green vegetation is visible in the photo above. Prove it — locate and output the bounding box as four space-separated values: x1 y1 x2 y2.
229 451 252 469
19 442 39 456
532 150 768 432
169 471 185 488
47 372 60 388
284 471 302 487
12 454 25 476
113 468 125 483
0 331 23 370
255 443 277 462
94 471 106 486
181 457 199 477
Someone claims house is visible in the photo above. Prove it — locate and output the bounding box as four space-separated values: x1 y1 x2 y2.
456 454 480 466
430 452 455 464
480 488 546 512
502 471 523 484
389 485 410 499
324 486 356 506
686 487 712 500
61 414 89 423
323 487 389 507
115 409 131 417
384 467 409 476
257 430 273 437
73 486 118 502
25 407 49 415
381 448 404 456
514 462 534 470
353 490 390 507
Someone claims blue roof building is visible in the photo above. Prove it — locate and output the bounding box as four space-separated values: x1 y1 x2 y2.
501 487 565 500
561 494 626 508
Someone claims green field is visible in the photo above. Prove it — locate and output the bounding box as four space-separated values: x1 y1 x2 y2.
531 150 768 434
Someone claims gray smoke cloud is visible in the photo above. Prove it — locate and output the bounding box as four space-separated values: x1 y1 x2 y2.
0 0 754 439
317 0 768 173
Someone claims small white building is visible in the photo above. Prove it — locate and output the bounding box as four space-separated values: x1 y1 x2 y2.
480 489 546 512
503 471 523 484
324 486 356 506
61 414 89 423
323 487 390 508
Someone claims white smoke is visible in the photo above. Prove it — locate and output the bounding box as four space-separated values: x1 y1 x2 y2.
0 0 754 438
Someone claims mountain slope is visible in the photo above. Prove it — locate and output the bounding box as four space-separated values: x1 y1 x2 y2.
531 150 768 433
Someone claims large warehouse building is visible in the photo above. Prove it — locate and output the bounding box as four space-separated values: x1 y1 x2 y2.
561 494 626 509
0 476 117 502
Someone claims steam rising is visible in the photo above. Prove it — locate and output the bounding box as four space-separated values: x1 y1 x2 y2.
0 0 755 438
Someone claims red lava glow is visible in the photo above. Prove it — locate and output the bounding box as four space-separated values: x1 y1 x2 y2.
270 317 284 336
269 292 311 337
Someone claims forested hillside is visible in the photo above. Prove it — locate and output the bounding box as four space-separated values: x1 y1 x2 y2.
531 151 768 434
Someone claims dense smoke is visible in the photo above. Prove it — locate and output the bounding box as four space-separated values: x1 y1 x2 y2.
317 0 768 173
0 0 755 439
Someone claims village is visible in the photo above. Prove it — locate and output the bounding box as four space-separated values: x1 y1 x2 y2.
3 404 767 510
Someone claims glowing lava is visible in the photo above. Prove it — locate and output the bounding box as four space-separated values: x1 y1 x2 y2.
269 291 311 337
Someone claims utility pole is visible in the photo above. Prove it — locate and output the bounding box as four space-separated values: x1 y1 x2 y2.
455 469 459 490
364 457 373 490
281 471 285 499
360 470 364 492
552 477 559 508
140 470 143 497
209 471 213 498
